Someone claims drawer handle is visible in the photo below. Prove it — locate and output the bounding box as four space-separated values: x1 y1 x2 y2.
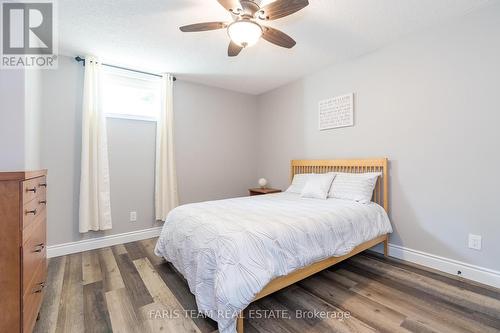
34 243 45 253
33 282 46 294
26 187 37 193
25 209 37 215
39 183 47 188
39 200 47 205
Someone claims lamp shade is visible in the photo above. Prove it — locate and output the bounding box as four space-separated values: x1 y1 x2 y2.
227 20 263 47
258 178 268 188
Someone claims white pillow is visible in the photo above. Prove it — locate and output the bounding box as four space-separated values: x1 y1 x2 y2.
286 173 312 193
328 172 381 203
300 173 336 200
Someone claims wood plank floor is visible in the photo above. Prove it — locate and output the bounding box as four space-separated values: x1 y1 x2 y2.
35 238 500 333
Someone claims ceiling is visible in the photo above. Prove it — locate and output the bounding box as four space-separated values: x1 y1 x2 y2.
58 0 494 95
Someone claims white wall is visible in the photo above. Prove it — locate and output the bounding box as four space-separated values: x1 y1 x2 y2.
24 70 43 170
40 55 258 245
0 70 26 170
257 5 500 271
0 69 43 171
174 80 258 203
106 118 157 237
40 56 84 245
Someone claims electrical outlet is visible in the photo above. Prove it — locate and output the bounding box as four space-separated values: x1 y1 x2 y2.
130 211 137 222
468 234 482 250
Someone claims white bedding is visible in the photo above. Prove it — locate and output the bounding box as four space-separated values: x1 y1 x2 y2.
155 192 392 333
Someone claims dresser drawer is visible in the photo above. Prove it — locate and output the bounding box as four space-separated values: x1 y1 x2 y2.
22 193 46 230
22 176 47 206
22 262 47 333
22 217 47 298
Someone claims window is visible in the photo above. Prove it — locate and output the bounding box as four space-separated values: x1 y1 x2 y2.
102 67 161 121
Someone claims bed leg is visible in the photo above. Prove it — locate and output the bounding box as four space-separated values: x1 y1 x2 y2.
383 237 389 257
237 313 244 333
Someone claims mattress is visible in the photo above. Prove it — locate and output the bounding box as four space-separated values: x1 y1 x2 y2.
155 192 392 333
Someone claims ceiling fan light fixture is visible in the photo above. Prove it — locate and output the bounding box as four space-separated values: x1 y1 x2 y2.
227 20 262 48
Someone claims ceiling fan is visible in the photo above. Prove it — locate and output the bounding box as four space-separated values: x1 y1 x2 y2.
179 0 309 57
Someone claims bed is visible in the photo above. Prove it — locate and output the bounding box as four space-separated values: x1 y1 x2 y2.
155 159 392 333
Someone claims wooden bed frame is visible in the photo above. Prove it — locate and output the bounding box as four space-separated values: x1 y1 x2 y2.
236 158 390 333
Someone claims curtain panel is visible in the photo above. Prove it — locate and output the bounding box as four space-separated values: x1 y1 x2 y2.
155 74 178 221
79 56 113 232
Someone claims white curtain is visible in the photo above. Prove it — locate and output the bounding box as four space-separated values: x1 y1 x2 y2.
155 74 178 221
79 56 112 232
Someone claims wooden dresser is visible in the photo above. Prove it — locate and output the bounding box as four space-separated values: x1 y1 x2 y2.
0 170 48 333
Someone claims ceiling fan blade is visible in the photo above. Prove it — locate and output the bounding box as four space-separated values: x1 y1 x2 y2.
228 41 243 57
260 0 309 20
179 22 228 32
262 26 296 48
217 0 242 13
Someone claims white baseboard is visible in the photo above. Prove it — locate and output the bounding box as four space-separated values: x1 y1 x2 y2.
47 226 163 258
47 229 500 289
373 243 500 289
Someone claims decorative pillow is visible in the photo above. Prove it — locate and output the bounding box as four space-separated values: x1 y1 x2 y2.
328 172 381 203
300 173 336 200
286 173 312 193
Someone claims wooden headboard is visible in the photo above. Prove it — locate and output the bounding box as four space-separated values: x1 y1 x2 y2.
290 158 389 212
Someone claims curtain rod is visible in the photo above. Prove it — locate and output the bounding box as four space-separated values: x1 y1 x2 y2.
74 56 176 81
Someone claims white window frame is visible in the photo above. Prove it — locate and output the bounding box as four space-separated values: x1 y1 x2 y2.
101 66 161 122
104 112 158 122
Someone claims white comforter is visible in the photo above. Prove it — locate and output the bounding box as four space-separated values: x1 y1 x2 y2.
155 192 392 333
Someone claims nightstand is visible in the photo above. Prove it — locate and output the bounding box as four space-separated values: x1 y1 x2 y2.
249 188 282 196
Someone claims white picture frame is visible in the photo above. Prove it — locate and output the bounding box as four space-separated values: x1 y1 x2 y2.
318 93 354 130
